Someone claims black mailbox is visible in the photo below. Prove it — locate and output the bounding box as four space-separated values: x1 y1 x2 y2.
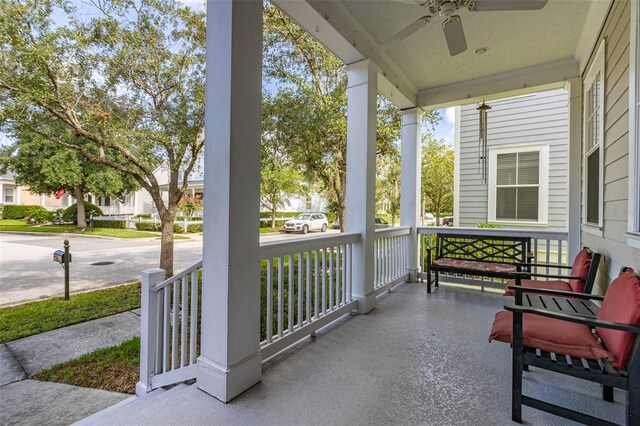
53 250 71 264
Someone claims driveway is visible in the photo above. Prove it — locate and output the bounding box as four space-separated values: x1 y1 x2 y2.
0 230 341 306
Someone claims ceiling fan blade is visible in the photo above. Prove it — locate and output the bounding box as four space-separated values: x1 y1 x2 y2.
442 15 467 56
380 16 431 51
473 0 548 11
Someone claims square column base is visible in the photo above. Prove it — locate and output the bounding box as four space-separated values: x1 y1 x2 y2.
355 293 376 314
196 353 261 403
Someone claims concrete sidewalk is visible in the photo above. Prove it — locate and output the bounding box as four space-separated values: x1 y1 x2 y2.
0 310 140 426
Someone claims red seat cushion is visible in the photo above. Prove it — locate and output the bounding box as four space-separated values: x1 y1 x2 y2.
568 248 593 293
596 270 640 369
503 279 572 296
489 311 613 361
432 257 516 274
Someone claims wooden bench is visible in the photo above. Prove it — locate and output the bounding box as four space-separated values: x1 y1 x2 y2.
503 268 640 425
424 233 532 293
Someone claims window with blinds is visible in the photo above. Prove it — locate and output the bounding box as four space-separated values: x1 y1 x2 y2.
583 40 605 228
495 152 540 221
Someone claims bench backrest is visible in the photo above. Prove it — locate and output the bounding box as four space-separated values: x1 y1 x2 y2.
436 234 530 264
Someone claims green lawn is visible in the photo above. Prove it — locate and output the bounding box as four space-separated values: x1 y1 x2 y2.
35 337 140 394
0 221 76 233
0 283 141 342
80 228 159 238
0 220 183 238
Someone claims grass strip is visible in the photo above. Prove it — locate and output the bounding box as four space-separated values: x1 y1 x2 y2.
34 337 140 394
0 283 141 342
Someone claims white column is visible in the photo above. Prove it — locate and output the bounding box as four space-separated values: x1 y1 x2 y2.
197 0 263 403
0 184 4 203
565 78 582 260
400 108 422 282
15 185 21 204
345 59 378 314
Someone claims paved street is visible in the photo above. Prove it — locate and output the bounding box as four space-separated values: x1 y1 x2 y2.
0 229 340 306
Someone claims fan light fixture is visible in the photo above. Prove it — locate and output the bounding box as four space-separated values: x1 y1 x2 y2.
474 47 487 55
477 102 491 183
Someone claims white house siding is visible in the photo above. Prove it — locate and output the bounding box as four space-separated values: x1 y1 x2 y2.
455 88 569 229
581 0 640 293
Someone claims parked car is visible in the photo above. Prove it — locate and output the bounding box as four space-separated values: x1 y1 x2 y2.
375 217 391 229
284 213 328 234
441 216 454 226
423 213 436 226
331 217 390 230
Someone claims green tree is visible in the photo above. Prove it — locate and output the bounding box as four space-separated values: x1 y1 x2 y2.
0 0 205 276
421 134 454 224
0 133 137 227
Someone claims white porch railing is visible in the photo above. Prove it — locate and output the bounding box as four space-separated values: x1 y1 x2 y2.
374 226 411 295
137 261 201 395
417 226 569 289
259 233 360 360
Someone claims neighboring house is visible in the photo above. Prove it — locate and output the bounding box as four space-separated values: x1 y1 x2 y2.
0 172 74 211
454 89 569 230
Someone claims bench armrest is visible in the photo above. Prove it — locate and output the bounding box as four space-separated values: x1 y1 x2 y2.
517 263 574 270
511 271 587 281
506 285 604 301
505 304 640 334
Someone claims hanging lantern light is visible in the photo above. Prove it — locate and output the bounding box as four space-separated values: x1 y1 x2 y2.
477 101 491 183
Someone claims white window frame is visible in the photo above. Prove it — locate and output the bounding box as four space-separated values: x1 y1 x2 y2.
487 144 550 225
4 187 15 204
582 39 605 236
628 0 640 248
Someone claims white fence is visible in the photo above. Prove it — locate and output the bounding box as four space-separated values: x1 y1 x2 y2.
136 261 202 395
259 233 360 359
92 215 202 231
374 227 411 295
417 226 569 289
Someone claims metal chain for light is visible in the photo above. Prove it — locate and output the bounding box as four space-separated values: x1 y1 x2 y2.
477 102 491 183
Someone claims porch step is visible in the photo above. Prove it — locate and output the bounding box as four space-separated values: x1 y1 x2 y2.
73 384 191 425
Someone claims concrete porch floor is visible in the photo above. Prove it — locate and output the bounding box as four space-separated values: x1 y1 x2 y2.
79 283 625 425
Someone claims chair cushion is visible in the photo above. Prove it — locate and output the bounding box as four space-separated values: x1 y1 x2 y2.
432 257 516 274
596 269 640 369
503 279 572 296
489 311 613 361
569 248 593 293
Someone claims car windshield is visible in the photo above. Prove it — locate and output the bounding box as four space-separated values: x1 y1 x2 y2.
296 214 312 220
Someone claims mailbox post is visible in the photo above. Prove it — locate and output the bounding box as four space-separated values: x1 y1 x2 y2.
53 240 72 300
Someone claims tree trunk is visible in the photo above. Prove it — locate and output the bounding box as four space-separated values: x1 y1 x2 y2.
338 197 345 232
159 213 175 278
271 206 277 230
75 186 86 229
435 205 441 226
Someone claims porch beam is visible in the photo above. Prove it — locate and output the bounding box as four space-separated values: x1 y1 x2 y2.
565 78 582 260
417 59 578 110
400 108 422 282
271 0 417 109
197 0 262 403
346 59 378 314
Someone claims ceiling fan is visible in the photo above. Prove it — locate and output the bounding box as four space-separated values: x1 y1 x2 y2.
380 0 549 56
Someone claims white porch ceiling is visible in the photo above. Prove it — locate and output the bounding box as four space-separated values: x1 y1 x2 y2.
275 0 598 108
340 0 590 90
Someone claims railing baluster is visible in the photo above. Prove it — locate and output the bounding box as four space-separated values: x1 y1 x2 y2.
278 256 284 338
297 253 303 328
172 280 178 370
288 254 294 333
322 248 327 315
163 286 169 373
190 270 198 364
341 245 346 305
306 252 311 324
329 247 334 311
266 259 273 344
314 250 319 319
156 290 163 373
180 275 188 368
347 243 352 301
545 239 551 278
336 245 341 307
558 239 564 274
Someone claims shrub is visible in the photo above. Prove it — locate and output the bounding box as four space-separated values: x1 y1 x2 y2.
2 204 42 219
135 222 160 232
52 209 66 224
186 223 203 233
26 206 54 223
62 202 104 223
94 220 126 229
173 224 184 233
135 214 152 219
176 216 202 221
477 222 502 229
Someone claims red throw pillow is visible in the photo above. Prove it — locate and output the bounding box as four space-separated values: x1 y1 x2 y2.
596 270 640 369
568 248 593 292
489 310 613 361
